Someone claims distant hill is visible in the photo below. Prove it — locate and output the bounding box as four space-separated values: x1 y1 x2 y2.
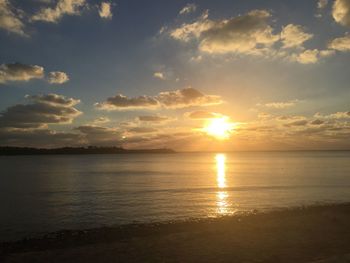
0 146 176 155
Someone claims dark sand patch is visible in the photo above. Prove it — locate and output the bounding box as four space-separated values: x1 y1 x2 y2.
1 203 350 263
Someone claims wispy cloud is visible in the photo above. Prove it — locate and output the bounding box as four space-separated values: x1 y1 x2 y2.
31 0 87 23
258 100 300 109
48 71 69 84
153 72 165 80
179 3 197 15
186 110 222 119
99 2 113 19
138 115 170 122
315 111 350 119
318 0 328 9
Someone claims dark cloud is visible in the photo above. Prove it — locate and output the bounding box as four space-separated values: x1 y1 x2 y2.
310 119 325 125
27 94 80 107
0 94 81 129
0 63 44 83
138 115 170 122
156 88 222 108
127 127 158 133
284 120 308 127
199 10 279 54
0 128 82 148
96 87 222 110
122 130 196 150
75 125 122 146
95 94 159 110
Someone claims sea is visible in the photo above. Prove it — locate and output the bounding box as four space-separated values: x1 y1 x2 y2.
1 151 350 241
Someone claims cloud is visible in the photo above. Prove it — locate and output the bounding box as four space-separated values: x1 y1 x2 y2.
328 34 350 51
186 110 221 119
91 116 110 124
75 125 115 135
296 49 319 64
276 115 306 121
332 0 350 27
170 10 214 42
199 10 279 55
127 127 158 133
156 87 222 108
27 93 80 106
153 72 165 80
31 0 86 23
48 71 69 84
168 9 336 64
258 100 299 109
75 125 122 146
99 1 112 19
0 128 83 148
235 109 350 150
96 94 159 110
292 49 334 64
316 0 328 17
122 130 196 150
170 10 280 55
318 0 329 9
310 119 325 125
138 115 170 122
317 0 328 9
280 24 313 48
0 63 44 83
0 94 81 129
284 119 309 127
96 87 223 110
179 3 197 15
315 111 350 119
0 0 26 35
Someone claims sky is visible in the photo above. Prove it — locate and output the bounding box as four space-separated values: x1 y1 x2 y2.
0 0 350 151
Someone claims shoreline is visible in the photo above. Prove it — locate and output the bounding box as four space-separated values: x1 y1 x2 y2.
1 203 350 262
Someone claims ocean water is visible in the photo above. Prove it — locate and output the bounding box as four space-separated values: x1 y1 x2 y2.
1 151 350 241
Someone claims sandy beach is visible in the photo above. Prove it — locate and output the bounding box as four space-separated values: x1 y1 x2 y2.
1 203 350 263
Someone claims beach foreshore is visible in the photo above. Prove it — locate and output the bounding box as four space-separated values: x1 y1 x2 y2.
1 203 350 263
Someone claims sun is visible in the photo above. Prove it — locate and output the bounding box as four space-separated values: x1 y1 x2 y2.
202 117 236 140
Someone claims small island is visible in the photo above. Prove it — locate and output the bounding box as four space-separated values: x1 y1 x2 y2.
0 146 176 156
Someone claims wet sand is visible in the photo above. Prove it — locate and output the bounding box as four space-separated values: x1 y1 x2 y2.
1 203 350 263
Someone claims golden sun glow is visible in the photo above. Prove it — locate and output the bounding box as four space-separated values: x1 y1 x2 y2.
203 117 236 140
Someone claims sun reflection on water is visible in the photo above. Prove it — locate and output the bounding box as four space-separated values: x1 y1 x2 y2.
215 153 231 215
216 154 226 188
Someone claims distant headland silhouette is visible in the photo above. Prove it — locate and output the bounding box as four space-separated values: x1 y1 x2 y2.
0 146 176 155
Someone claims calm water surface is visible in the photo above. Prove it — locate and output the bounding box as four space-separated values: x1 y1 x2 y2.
1 151 350 241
